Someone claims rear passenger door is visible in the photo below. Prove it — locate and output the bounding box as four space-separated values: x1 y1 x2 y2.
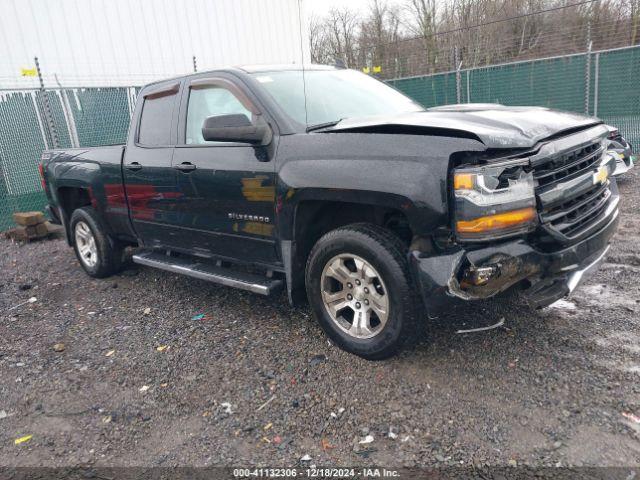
171 75 279 265
123 81 182 249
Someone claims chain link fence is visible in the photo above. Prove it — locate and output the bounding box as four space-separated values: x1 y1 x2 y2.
387 44 640 146
0 85 137 230
0 44 638 231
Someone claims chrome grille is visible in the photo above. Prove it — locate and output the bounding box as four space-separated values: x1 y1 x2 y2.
541 183 610 238
534 139 615 242
534 142 603 188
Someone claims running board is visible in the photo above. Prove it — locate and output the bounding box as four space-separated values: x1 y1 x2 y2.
132 251 283 296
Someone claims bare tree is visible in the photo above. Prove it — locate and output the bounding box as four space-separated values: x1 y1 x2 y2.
308 7 360 66
403 0 439 71
309 14 331 64
309 0 640 78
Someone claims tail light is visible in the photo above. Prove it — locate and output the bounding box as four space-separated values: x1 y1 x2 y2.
38 163 46 190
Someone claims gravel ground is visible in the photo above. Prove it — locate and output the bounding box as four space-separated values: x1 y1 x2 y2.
1 170 639 470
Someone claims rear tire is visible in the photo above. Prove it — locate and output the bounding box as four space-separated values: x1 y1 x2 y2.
305 223 420 360
70 207 124 278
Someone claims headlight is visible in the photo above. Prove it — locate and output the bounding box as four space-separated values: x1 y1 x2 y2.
453 159 537 241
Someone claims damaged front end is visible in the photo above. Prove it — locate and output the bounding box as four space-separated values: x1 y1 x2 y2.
408 241 542 307
409 207 617 310
409 123 620 310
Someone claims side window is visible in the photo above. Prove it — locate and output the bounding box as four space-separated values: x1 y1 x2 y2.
138 90 177 146
186 85 252 145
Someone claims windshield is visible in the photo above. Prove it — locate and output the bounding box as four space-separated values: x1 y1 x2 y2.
251 69 423 128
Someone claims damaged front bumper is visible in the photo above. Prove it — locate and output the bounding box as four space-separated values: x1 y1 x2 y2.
409 205 619 310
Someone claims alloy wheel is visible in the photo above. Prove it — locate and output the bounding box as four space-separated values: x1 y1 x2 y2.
74 221 98 268
320 254 389 339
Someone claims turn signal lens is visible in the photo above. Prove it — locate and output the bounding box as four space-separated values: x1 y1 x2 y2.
456 207 536 234
453 173 475 190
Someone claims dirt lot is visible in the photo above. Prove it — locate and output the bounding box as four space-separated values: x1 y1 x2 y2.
1 170 639 470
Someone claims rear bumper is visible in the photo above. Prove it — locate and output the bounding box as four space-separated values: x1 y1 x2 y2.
409 205 619 310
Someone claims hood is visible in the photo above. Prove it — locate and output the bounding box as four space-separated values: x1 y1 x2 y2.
327 104 602 149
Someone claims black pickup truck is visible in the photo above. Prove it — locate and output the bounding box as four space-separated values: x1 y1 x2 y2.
40 65 619 359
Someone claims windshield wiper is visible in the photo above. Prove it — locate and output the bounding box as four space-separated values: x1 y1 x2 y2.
306 119 342 132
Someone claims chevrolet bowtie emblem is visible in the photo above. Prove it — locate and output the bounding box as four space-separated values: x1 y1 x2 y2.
593 165 609 185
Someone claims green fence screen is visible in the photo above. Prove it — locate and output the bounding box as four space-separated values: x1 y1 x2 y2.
0 45 638 231
389 45 640 148
0 87 135 231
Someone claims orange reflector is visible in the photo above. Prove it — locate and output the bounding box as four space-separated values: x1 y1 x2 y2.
454 173 475 190
456 207 536 233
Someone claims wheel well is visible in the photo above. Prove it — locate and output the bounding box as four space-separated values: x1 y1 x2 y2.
288 201 413 304
57 187 92 244
295 200 412 256
58 187 92 220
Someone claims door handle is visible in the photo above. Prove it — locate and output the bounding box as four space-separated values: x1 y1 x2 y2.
174 162 197 172
125 162 142 171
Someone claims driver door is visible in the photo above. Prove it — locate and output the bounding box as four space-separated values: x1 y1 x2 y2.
171 76 279 265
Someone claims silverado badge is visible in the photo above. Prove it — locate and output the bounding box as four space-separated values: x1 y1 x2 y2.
228 213 270 223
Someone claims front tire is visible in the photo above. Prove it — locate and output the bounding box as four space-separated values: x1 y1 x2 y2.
305 224 419 360
70 207 124 278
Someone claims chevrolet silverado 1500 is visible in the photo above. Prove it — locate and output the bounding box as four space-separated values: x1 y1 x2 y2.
40 65 619 359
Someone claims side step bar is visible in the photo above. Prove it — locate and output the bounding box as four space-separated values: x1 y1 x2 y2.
132 251 283 296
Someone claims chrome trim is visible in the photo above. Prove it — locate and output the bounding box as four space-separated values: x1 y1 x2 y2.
567 244 611 293
132 253 278 295
537 152 615 206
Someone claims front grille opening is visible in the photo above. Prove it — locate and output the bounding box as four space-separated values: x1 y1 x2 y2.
534 138 614 243
543 183 607 219
534 142 602 188
548 188 610 238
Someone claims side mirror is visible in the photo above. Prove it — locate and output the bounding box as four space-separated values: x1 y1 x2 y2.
201 114 270 144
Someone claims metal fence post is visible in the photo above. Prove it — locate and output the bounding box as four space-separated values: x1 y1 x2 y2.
584 14 592 115
455 47 462 104
55 74 79 148
35 56 59 149
585 42 592 115
466 70 470 103
593 52 600 117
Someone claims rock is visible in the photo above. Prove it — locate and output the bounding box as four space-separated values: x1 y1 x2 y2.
309 354 327 366
13 211 45 226
53 343 65 352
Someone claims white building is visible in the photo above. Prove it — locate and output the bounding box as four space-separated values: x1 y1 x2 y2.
0 0 310 88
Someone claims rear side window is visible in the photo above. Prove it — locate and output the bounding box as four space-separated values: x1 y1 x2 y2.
138 89 177 146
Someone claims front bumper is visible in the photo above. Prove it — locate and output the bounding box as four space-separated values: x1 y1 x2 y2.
612 152 635 176
409 205 619 310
